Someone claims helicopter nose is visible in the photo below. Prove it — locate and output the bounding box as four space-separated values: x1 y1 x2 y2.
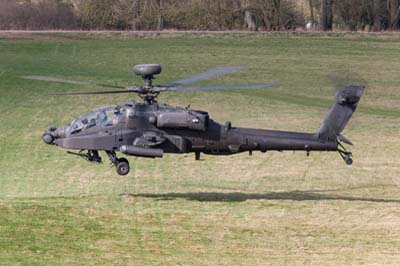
42 126 67 145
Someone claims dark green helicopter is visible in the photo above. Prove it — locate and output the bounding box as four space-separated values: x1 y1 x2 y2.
24 64 364 175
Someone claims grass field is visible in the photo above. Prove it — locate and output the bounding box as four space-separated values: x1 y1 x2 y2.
0 32 400 266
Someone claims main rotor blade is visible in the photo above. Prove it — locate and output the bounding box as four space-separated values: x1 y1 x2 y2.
162 66 247 87
51 90 138 95
22 75 128 89
168 83 280 92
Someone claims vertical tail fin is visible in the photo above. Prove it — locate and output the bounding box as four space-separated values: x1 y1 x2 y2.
318 85 365 142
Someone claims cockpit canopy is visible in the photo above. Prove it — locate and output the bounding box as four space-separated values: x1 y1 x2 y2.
68 106 124 135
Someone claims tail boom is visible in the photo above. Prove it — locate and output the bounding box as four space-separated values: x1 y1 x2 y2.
231 128 337 152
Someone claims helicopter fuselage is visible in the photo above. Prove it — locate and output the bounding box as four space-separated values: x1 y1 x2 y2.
43 84 365 175
35 64 364 176
45 101 338 161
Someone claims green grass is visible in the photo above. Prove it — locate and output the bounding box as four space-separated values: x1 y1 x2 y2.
0 32 400 265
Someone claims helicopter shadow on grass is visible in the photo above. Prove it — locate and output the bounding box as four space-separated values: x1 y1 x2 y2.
121 188 400 204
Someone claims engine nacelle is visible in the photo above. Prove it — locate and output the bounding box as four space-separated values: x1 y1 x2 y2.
156 110 209 131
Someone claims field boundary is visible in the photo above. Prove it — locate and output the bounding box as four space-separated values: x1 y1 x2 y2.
2 30 400 40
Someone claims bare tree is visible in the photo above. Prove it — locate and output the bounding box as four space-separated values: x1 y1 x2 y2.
371 0 386 31
309 0 315 27
321 0 333 30
387 0 400 29
3 0 400 32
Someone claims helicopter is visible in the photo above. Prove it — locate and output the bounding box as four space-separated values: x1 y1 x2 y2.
24 64 365 175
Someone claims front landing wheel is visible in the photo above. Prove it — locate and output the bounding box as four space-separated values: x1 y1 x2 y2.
116 158 130 176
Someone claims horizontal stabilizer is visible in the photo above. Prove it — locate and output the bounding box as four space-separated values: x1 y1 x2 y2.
338 133 353 145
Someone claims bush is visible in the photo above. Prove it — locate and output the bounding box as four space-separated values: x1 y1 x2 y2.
0 0 78 30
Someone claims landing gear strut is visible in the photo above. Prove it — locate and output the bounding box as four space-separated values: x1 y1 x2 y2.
106 151 130 175
67 150 102 163
338 142 353 165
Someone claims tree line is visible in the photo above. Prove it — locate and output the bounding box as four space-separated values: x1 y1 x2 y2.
0 0 399 31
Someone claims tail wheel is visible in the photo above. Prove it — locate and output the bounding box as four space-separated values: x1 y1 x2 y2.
345 157 353 165
338 142 353 166
116 158 130 176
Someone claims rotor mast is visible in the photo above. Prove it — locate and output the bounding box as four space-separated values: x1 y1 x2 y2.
133 64 163 104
